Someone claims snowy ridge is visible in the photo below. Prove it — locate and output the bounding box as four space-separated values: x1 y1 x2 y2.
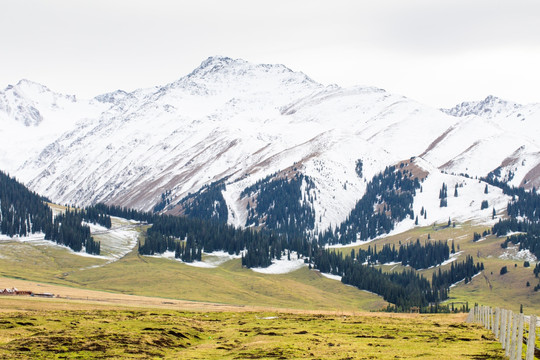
442 95 521 119
1 56 540 238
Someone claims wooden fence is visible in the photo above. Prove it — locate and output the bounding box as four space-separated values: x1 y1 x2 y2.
467 305 539 360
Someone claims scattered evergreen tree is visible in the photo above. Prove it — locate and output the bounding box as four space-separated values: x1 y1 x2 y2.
355 159 363 178
481 200 489 210
500 266 508 275
153 190 172 213
439 183 448 199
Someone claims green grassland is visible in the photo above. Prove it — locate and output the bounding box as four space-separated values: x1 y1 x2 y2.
0 301 505 359
1 216 539 313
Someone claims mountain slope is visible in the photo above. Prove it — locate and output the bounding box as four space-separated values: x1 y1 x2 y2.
0 56 539 239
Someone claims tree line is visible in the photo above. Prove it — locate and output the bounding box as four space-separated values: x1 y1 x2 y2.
177 181 228 223
45 208 101 255
0 170 52 237
352 239 450 270
124 201 479 310
314 247 481 309
242 173 316 239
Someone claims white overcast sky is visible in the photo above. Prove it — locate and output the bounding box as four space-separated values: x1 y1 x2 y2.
1 0 539 107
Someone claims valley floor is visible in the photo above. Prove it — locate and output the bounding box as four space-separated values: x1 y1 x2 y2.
0 216 539 358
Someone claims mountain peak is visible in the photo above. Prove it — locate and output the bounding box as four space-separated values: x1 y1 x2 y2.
199 55 236 68
94 89 131 104
186 56 246 78
183 56 317 85
16 78 49 89
5 79 77 104
3 79 51 94
442 95 521 118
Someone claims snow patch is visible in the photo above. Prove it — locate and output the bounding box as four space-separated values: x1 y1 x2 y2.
82 221 110 233
499 245 537 262
0 232 110 259
251 252 306 274
146 250 242 268
320 272 342 281
441 251 462 266
450 271 482 288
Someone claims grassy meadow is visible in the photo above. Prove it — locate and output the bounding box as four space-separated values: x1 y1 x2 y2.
0 298 505 359
0 215 385 312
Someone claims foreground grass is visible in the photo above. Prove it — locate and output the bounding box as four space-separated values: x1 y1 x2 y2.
0 301 504 360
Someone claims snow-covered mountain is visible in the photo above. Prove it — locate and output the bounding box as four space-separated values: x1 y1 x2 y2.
1 56 539 235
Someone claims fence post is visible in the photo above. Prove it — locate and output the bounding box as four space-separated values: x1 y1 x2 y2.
495 308 500 339
488 306 492 330
516 313 524 360
481 305 485 326
502 309 507 350
506 310 513 358
510 312 518 360
466 308 474 323
526 315 537 360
